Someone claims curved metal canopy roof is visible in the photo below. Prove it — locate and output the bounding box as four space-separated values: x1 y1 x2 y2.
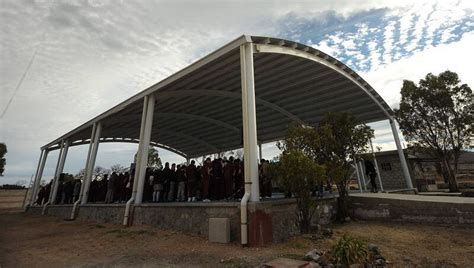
42 35 394 158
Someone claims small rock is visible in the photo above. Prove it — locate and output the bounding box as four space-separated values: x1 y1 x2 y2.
374 258 386 265
321 228 333 237
368 243 380 254
316 255 330 267
344 216 351 222
304 249 322 262
374 254 385 261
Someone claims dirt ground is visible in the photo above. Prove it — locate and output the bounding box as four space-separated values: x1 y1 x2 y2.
0 210 473 267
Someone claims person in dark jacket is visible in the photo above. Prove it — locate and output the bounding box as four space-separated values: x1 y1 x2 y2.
176 165 187 202
223 158 234 199
186 160 198 202
105 173 117 203
365 160 378 193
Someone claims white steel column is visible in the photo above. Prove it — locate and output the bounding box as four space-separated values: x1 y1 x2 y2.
369 139 384 192
49 141 65 204
36 150 49 201
358 161 367 191
30 149 45 205
52 140 70 204
390 119 414 189
354 162 363 193
241 42 260 202
81 122 102 204
131 95 149 202
76 123 97 204
135 94 155 204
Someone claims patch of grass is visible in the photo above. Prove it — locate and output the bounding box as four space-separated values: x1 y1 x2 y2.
93 224 105 228
219 257 252 268
331 234 367 266
105 229 155 237
277 253 304 260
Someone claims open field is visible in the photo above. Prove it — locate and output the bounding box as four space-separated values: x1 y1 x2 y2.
0 210 473 267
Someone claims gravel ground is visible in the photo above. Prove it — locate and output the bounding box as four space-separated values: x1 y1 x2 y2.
0 210 473 267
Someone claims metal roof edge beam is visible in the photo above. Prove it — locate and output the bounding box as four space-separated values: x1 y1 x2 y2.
40 36 250 150
254 44 393 119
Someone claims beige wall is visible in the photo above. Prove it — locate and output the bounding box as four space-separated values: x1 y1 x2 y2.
0 189 30 209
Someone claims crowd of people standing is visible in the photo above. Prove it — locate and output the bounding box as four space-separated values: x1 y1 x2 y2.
34 157 273 205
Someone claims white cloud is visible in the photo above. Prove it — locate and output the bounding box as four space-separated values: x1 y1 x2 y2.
363 31 474 108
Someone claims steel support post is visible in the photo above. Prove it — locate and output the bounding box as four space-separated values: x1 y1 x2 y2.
77 123 97 204
30 149 45 205
81 122 102 204
36 150 49 204
51 140 70 204
49 141 65 204
135 94 155 204
131 95 149 201
390 119 414 189
369 139 384 192
241 42 260 202
258 143 262 161
358 161 367 191
354 162 363 193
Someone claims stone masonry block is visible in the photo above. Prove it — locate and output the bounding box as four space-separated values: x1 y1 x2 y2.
209 218 230 243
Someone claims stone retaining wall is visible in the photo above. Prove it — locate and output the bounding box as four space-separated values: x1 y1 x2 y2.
268 198 336 242
27 198 337 246
133 203 241 241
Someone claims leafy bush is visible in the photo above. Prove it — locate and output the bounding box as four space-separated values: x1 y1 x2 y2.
0 184 25 189
331 234 367 266
271 149 325 233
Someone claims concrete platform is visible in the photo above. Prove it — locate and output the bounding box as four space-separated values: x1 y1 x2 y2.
351 192 474 204
350 192 474 225
27 197 337 246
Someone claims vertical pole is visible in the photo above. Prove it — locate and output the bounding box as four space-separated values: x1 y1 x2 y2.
81 122 102 204
241 42 260 202
390 119 414 189
369 139 384 192
30 149 45 205
135 94 155 204
49 141 65 204
77 124 97 204
131 96 149 201
258 143 263 161
36 150 49 204
354 162 363 193
51 140 70 204
358 161 367 191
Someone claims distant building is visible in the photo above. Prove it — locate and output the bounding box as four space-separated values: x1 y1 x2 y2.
365 150 474 191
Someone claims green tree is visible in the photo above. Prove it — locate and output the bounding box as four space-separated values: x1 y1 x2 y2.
279 113 373 221
110 164 127 173
134 147 162 169
0 143 6 176
395 71 473 192
271 149 325 233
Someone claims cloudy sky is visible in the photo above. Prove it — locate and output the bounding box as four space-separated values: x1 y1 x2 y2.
1 0 473 185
